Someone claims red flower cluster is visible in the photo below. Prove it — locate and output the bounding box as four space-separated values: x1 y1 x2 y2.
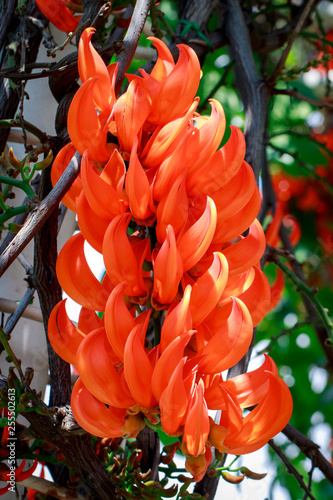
49 28 292 479
35 0 81 32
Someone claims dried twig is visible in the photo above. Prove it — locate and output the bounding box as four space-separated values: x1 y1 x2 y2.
269 439 317 500
115 0 152 94
268 0 317 83
18 475 86 500
274 87 333 109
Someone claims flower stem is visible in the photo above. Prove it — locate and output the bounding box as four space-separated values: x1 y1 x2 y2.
274 256 333 343
0 175 36 199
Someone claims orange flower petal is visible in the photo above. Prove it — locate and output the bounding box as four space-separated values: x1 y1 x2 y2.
211 161 256 221
51 143 82 212
160 285 193 352
81 149 127 220
114 80 151 153
190 126 246 196
102 214 150 297
67 78 111 161
222 219 266 276
125 138 155 221
35 0 79 32
56 232 113 310
156 171 188 243
177 197 217 272
76 327 135 408
224 372 293 455
152 330 194 400
71 378 126 438
160 357 189 434
235 266 271 326
78 28 114 110
104 283 136 361
199 298 253 374
152 225 183 306
189 252 229 326
77 191 111 253
124 324 157 409
48 299 85 365
183 379 210 456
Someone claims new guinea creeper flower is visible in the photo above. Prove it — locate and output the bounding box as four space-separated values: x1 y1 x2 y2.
35 0 80 32
49 27 293 479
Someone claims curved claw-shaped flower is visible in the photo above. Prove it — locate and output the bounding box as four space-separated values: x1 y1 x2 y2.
51 143 82 212
48 299 85 365
211 161 256 221
213 187 261 244
103 213 150 297
125 138 155 222
57 232 114 311
204 354 278 409
156 171 188 243
114 80 151 154
223 372 293 455
81 149 128 220
269 268 285 311
152 225 183 307
188 126 246 196
152 330 194 401
160 285 193 352
136 38 201 125
188 252 229 326
35 0 79 32
68 78 111 161
78 27 116 111
183 379 210 457
177 197 217 273
76 328 135 408
198 298 253 374
76 191 111 253
222 219 266 276
71 378 127 438
141 98 199 169
234 266 271 326
124 324 157 409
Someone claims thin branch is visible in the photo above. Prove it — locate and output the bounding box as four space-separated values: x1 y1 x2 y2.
283 424 333 485
115 0 152 94
274 87 333 109
269 439 317 500
0 297 42 322
0 152 81 278
4 286 35 335
18 475 86 500
268 0 317 83
270 254 333 343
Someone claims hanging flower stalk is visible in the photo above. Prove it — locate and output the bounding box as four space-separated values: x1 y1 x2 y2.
49 28 293 480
